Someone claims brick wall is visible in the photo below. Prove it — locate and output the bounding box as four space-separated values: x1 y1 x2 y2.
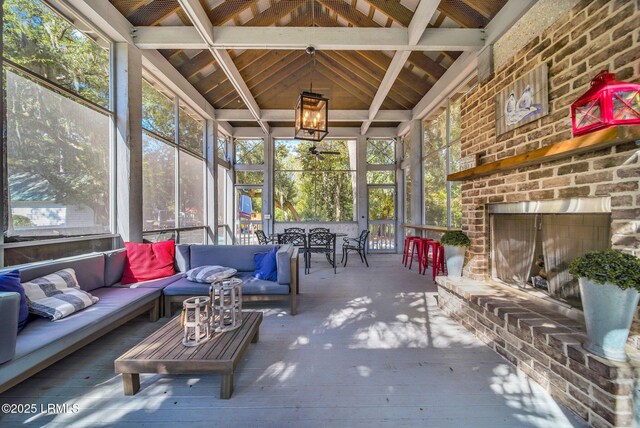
438 277 638 427
459 0 640 279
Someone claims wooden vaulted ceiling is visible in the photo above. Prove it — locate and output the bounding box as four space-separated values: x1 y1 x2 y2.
110 0 508 128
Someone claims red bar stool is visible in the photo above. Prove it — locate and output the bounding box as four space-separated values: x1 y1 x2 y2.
409 238 432 271
420 240 443 280
402 236 420 266
434 244 447 280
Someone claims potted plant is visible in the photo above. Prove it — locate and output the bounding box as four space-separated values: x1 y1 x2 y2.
440 230 470 278
569 250 640 362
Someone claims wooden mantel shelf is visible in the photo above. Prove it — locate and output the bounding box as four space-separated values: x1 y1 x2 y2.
447 125 640 182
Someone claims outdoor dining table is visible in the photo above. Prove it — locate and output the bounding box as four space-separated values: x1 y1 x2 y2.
268 232 348 267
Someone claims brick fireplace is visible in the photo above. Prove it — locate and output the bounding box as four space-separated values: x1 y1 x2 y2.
436 1 640 427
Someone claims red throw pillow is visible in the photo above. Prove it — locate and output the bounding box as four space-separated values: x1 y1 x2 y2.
121 240 176 285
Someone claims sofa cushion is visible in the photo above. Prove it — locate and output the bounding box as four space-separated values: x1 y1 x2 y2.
163 274 289 296
254 248 278 281
13 254 105 292
122 240 176 285
12 287 160 360
185 265 237 283
190 245 279 272
236 272 290 295
161 277 213 296
276 244 294 285
0 270 28 332
111 273 182 289
104 249 127 287
175 244 191 273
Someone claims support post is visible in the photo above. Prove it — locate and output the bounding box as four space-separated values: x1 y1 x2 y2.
263 134 273 236
114 42 143 243
356 135 368 235
206 119 217 244
409 119 423 226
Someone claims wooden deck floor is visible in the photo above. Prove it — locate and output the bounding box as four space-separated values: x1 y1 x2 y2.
0 255 584 427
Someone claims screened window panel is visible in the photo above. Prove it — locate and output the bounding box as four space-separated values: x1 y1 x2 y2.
3 0 110 108
275 171 355 222
424 147 448 227
423 110 446 153
367 171 395 184
179 151 204 228
235 139 264 165
404 168 412 224
6 69 111 237
217 136 228 160
178 102 204 156
367 139 395 164
142 80 175 141
236 171 264 185
217 165 230 226
143 133 176 231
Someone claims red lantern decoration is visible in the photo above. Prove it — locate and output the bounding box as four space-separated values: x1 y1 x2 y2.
571 70 640 136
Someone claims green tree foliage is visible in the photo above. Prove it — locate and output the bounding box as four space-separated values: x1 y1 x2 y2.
3 0 111 234
3 0 109 108
142 80 175 140
275 140 355 222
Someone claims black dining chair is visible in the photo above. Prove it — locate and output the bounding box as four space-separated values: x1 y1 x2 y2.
284 227 305 234
342 230 370 267
306 231 336 274
309 227 330 233
255 230 275 245
278 231 306 248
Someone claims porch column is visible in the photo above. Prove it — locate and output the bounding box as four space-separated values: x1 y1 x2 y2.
356 135 367 234
114 42 143 243
263 134 274 236
397 135 406 247
206 119 217 244
409 119 424 225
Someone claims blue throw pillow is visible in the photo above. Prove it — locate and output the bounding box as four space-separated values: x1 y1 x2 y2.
0 270 29 332
254 247 278 281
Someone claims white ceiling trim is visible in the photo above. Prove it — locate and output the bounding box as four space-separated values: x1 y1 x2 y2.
132 26 484 51
233 127 398 139
216 109 411 122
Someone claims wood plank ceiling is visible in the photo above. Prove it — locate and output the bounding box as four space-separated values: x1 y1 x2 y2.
110 0 508 128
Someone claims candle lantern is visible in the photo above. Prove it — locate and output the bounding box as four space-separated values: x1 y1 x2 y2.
295 91 329 142
180 296 211 347
571 70 640 136
209 278 243 333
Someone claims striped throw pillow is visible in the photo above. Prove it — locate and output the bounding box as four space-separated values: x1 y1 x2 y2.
185 265 237 283
22 268 99 320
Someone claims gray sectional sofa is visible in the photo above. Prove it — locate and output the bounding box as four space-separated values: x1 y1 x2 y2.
0 243 299 394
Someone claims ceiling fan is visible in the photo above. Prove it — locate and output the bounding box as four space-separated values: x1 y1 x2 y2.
309 145 340 159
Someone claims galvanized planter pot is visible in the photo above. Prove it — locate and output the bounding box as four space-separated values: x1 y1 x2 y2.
579 277 640 362
443 245 466 278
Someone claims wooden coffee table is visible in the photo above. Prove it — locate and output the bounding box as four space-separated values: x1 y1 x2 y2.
114 311 262 399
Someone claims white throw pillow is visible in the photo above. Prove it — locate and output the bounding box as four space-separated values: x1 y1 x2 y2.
185 265 237 283
22 268 99 321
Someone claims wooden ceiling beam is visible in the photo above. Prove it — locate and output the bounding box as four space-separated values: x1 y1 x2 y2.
128 2 181 26
316 0 380 27
438 0 487 28
315 54 377 98
362 0 413 26
407 51 446 80
324 51 417 107
213 52 305 107
314 68 375 107
208 0 258 25
357 51 430 94
195 50 272 96
249 56 312 100
178 50 214 80
243 1 302 27
461 0 503 19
